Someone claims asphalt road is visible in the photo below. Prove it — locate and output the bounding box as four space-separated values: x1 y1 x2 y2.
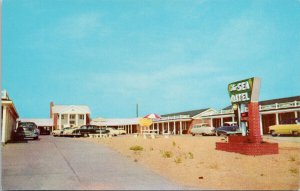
2 136 184 190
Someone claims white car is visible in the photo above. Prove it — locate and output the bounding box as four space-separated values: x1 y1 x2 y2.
107 127 126 136
190 123 215 136
52 127 72 137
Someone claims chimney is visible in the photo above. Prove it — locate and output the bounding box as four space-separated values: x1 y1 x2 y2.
50 102 54 118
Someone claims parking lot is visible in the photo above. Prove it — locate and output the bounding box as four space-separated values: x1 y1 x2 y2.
2 136 183 190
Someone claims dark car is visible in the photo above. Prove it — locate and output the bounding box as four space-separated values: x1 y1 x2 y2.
214 122 241 136
70 125 110 137
14 122 39 140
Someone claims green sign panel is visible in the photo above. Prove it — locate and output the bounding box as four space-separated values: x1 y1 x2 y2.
228 78 254 104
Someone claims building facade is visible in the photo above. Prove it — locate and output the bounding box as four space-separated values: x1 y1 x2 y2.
1 90 19 144
50 102 91 130
200 96 300 135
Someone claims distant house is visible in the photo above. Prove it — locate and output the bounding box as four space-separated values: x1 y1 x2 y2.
1 90 19 144
50 102 91 130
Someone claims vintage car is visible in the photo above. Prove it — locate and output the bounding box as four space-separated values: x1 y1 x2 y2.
14 122 39 140
190 123 215 136
269 123 300 137
214 122 241 136
52 127 72 137
106 127 126 136
64 125 110 137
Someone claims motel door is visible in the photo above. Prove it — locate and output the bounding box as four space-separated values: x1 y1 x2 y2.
213 118 221 128
261 114 276 134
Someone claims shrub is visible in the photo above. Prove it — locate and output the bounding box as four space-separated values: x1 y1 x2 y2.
188 152 194 159
174 157 182 164
172 141 176 147
129 145 143 151
162 151 173 158
289 155 296 162
289 167 298 175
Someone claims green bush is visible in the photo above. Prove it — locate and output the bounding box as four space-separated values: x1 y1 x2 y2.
188 152 194 159
129 145 143 151
162 151 173 158
174 157 182 164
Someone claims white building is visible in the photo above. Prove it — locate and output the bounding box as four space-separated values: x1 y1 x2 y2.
1 90 19 144
50 102 91 130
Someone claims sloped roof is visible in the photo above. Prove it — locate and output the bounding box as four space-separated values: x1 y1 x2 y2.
91 118 141 126
161 108 210 118
222 95 300 110
52 105 91 114
19 118 53 126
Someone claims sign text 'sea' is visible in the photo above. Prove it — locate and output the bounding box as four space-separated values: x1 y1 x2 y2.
229 81 251 103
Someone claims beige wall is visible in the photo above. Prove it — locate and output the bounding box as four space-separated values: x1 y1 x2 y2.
1 105 18 143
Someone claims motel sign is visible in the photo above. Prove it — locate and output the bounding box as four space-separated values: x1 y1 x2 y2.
228 77 260 104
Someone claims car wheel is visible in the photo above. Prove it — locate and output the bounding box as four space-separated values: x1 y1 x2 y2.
192 133 195 136
84 133 88 137
216 132 220 136
292 131 299 137
202 133 206 136
270 131 277 137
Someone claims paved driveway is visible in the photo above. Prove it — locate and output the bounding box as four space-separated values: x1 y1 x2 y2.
2 136 183 190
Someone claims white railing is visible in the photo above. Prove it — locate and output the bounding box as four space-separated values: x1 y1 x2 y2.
260 101 300 111
155 115 191 121
201 100 300 117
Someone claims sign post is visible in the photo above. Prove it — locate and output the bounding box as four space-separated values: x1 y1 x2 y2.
216 77 278 155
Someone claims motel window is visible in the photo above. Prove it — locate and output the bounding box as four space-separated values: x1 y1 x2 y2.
79 114 84 120
70 114 75 119
61 115 64 119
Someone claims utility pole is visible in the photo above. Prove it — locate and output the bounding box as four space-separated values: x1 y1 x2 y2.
136 104 139 117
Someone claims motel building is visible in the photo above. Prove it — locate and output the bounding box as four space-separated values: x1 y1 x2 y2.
50 102 91 130
200 96 300 135
90 95 299 136
1 90 19 144
91 118 140 134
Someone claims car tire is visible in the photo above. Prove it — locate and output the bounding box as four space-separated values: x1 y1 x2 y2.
292 131 299 137
202 133 206 136
270 131 277 137
192 133 195 136
216 132 220 136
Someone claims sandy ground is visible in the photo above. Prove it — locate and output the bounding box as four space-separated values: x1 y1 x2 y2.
78 135 300 190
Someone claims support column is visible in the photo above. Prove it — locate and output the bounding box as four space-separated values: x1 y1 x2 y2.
275 112 279 125
232 116 235 122
162 123 165 134
259 114 263 135
76 114 79 127
130 125 133 134
180 121 182 135
248 102 262 143
59 113 62 130
1 106 7 143
173 121 176 135
210 118 213 126
295 111 298 119
221 117 224 126
167 122 170 134
67 114 70 126
83 114 86 125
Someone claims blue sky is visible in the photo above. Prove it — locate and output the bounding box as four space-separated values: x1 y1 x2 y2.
3 0 300 118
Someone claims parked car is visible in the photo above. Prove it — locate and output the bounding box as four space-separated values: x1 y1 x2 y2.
66 125 110 137
52 127 72 137
269 118 300 136
106 127 126 136
14 122 39 140
214 122 241 136
190 123 215 136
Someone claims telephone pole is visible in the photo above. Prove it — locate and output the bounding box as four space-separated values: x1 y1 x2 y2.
136 104 139 117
